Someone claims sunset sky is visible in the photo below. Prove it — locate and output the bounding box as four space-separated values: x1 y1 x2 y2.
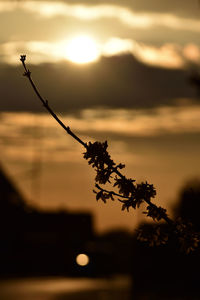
1 0 200 232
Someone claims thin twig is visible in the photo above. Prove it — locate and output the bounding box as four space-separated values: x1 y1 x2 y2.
96 182 173 225
20 55 87 148
95 183 130 199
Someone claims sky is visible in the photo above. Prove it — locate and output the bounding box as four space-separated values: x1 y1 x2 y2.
1 0 200 232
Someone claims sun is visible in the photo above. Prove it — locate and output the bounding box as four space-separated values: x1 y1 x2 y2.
65 35 100 64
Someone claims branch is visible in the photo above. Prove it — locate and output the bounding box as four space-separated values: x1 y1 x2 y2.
20 55 200 253
20 55 86 148
95 174 172 225
95 183 130 200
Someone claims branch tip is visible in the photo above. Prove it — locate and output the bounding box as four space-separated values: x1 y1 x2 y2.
20 55 26 62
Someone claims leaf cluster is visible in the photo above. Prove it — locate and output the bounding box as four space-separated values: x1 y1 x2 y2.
137 219 200 253
94 188 114 203
83 141 124 184
83 140 200 253
144 205 167 222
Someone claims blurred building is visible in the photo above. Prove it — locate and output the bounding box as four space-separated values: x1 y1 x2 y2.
0 165 134 278
0 165 94 277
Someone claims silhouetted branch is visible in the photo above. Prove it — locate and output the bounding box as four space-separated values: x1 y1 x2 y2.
20 55 200 253
20 55 86 148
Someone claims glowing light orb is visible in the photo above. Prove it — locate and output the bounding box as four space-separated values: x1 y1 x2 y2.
76 253 90 266
65 35 99 64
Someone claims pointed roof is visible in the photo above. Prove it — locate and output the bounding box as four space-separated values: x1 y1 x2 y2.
0 164 27 214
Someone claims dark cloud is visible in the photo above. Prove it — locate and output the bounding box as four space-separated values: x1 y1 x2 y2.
0 54 196 113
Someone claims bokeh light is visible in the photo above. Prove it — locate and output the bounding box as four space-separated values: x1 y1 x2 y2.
76 253 90 266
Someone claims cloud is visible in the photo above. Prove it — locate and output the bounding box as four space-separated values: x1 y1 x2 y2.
1 105 200 163
0 54 196 113
6 0 197 18
70 106 200 136
133 43 184 69
183 44 200 63
102 39 188 69
2 38 200 70
18 1 157 29
0 112 83 163
1 1 200 66
102 38 134 56
0 1 19 12
1 1 200 33
57 0 200 19
0 41 66 65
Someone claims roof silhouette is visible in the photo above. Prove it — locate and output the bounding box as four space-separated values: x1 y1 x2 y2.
0 163 27 214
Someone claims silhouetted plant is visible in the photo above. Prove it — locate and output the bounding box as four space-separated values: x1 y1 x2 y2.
20 55 200 253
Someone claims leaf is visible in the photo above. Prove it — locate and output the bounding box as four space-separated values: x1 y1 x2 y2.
96 191 102 201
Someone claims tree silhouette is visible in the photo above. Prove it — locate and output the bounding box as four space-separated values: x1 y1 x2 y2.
176 179 200 231
132 179 200 300
20 55 199 253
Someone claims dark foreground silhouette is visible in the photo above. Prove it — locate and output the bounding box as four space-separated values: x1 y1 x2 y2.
131 179 200 300
2 162 200 299
0 164 132 278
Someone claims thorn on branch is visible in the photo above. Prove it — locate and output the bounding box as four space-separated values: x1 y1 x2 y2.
42 100 49 107
23 70 31 77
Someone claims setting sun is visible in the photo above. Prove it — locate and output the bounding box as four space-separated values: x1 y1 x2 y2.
65 35 100 64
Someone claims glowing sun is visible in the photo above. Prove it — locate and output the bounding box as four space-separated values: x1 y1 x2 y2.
65 35 100 64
